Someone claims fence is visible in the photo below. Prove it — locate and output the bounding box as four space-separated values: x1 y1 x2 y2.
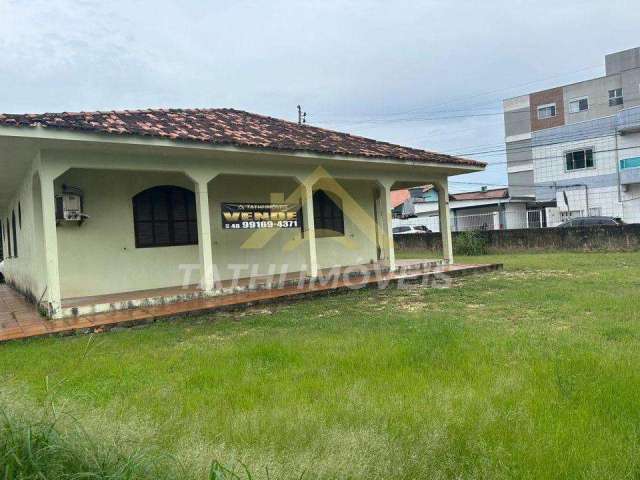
394 224 640 253
392 208 606 233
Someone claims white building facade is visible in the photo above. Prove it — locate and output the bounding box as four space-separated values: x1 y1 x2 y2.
503 47 640 225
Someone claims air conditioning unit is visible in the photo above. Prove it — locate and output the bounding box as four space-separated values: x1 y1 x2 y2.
55 186 89 224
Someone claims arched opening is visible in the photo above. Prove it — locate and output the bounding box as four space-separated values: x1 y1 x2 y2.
132 185 198 248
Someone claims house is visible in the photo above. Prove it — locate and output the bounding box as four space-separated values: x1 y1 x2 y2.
392 186 531 231
0 108 484 318
503 47 640 226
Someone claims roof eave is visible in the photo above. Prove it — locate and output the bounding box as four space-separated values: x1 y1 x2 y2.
0 125 485 173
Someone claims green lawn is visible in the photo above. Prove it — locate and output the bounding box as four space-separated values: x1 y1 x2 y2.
2 252 640 479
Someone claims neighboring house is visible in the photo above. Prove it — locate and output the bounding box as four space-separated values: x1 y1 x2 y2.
0 108 484 318
503 47 640 226
392 185 437 218
392 186 531 231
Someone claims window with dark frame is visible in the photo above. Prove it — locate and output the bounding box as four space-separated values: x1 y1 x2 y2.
0 223 3 262
132 186 198 248
569 97 589 113
537 103 556 120
11 210 17 257
608 88 623 106
313 189 345 237
565 148 594 171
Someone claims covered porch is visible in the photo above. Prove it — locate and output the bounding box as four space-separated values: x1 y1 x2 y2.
0 114 477 321
2 144 459 320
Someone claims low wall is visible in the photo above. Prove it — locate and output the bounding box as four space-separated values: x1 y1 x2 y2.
394 224 640 253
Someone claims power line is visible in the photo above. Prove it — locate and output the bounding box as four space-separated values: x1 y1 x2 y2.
313 63 602 123
316 96 638 129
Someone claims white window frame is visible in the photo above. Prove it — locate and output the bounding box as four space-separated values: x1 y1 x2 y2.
568 96 589 114
608 88 623 106
564 147 595 172
537 103 557 120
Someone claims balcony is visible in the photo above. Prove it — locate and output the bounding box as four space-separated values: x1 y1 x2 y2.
620 157 640 185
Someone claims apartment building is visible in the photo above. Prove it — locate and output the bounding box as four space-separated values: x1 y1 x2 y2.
503 47 640 225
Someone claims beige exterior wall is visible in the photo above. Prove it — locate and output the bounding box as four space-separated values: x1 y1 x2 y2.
1 159 48 303
55 169 200 299
49 171 380 299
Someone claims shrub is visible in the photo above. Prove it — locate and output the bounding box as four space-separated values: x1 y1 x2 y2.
453 231 488 256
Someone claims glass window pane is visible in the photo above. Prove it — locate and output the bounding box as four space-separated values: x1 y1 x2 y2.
586 149 594 168
566 153 574 170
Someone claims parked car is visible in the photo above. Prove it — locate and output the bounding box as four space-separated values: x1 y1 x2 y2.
557 216 624 228
392 225 432 235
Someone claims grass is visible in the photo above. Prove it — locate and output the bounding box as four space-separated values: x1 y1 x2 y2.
1 252 640 479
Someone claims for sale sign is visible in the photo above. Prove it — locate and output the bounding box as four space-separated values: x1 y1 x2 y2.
221 202 300 230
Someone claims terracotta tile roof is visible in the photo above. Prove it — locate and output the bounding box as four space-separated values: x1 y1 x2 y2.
390 189 411 208
0 108 484 168
450 187 509 201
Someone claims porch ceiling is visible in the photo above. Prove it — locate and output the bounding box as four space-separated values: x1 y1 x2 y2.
0 136 39 208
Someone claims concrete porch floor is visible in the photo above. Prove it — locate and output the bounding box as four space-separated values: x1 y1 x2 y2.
60 259 444 315
0 260 502 342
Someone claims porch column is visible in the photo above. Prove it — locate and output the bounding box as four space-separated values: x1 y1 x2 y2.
377 181 396 271
39 171 62 316
436 179 454 264
299 181 318 277
194 178 215 291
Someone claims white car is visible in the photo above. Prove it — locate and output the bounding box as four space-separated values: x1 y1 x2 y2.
0 259 4 280
392 225 431 235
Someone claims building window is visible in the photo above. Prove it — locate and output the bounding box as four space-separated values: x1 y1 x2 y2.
11 210 17 257
537 103 556 120
5 219 10 258
132 185 198 248
569 97 589 113
565 148 594 171
608 88 623 106
313 189 344 237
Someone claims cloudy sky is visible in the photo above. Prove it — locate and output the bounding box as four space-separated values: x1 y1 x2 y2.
2 0 639 191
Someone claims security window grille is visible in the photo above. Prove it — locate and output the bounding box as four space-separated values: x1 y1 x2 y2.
608 88 623 106
565 148 594 171
537 103 556 119
313 190 345 237
569 97 589 113
132 186 198 248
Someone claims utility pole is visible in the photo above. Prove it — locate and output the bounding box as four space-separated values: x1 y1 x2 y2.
297 105 307 125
